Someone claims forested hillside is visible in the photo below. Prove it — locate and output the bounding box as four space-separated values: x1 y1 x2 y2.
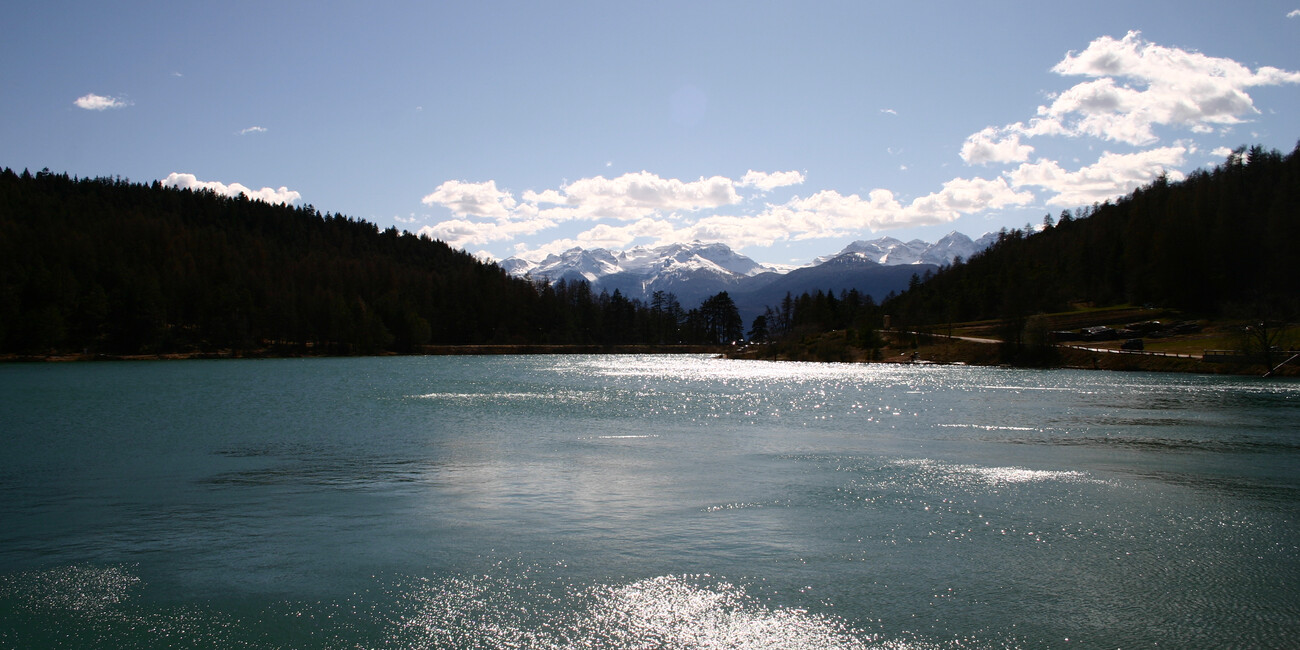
0 169 735 355
884 143 1300 327
6 143 1294 358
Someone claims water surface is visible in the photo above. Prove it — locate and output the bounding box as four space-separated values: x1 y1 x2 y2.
1 355 1297 648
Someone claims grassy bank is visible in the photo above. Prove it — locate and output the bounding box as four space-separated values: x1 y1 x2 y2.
730 306 1299 378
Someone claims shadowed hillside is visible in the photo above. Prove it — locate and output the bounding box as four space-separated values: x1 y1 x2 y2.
0 169 732 356
736 143 1299 371
884 143 1300 328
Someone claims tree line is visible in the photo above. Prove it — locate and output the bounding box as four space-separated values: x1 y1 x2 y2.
739 142 1299 362
7 141 1292 358
0 169 743 355
882 143 1299 329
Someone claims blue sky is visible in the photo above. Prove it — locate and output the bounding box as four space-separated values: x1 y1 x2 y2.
4 2 1299 266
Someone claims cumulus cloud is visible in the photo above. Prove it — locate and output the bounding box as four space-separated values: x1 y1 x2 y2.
945 31 1298 230
239 126 268 135
731 177 1034 246
906 176 1036 223
421 165 1042 253
1040 31 1298 145
961 126 1035 164
421 171 749 233
421 180 518 219
1288 9 1300 18
416 214 558 247
961 30 1300 174
560 171 742 220
1009 146 1187 206
74 93 130 110
161 173 301 205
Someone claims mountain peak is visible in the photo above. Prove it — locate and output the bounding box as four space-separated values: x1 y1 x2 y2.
814 233 991 267
501 234 991 307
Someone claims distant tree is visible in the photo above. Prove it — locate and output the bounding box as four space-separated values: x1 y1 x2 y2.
699 291 743 344
1238 319 1297 376
748 314 769 342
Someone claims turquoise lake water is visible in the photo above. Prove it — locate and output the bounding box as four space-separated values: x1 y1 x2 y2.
1 355 1297 648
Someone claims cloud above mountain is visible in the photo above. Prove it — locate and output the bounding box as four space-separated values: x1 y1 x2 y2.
420 32 1297 260
419 168 1035 257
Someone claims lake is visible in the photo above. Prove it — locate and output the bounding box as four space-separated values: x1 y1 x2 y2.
1 355 1297 648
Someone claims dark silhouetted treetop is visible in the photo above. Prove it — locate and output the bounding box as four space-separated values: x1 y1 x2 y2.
0 170 724 354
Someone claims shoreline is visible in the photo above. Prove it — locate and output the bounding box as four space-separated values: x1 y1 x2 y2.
4 342 1293 377
725 335 1299 378
0 344 728 363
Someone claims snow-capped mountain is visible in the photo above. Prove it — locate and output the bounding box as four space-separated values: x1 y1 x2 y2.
511 247 624 285
814 231 996 266
499 232 994 315
503 241 780 310
618 241 771 278
506 241 777 286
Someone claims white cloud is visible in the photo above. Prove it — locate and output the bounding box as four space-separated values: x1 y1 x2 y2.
416 213 558 247
239 126 268 135
422 166 1042 255
1041 31 1300 145
745 176 1033 243
74 93 130 110
1288 9 1300 18
497 173 1039 255
738 169 806 191
1009 146 1187 206
161 172 301 205
945 31 1297 222
575 219 680 249
522 188 567 205
961 30 1300 166
560 171 742 220
421 180 518 219
423 172 748 226
906 176 1036 223
961 126 1035 164
681 213 791 249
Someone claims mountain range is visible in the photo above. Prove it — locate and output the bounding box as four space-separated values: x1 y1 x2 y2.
501 231 997 321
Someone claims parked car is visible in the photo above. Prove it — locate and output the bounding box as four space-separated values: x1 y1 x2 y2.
1082 326 1117 341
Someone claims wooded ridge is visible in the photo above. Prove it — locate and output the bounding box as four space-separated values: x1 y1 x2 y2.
3 141 1296 361
0 169 740 355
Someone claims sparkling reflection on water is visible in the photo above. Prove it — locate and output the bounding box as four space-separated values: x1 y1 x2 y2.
1 355 1297 648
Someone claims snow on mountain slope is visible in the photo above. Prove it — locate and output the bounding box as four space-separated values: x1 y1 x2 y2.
815 231 992 266
499 234 994 307
506 242 775 284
